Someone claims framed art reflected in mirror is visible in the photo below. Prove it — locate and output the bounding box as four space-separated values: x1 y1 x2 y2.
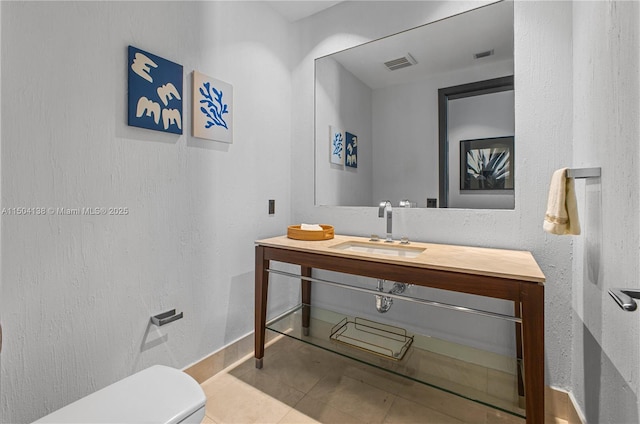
460 136 514 191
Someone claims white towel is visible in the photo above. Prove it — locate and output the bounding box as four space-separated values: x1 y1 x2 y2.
300 223 323 231
543 168 581 235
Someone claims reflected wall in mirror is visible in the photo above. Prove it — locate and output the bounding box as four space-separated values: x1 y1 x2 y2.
314 0 514 209
439 76 515 209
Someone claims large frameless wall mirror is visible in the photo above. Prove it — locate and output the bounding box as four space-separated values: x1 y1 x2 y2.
314 0 514 209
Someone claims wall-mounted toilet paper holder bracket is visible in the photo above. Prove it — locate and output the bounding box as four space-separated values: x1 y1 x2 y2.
150 309 184 326
608 289 640 312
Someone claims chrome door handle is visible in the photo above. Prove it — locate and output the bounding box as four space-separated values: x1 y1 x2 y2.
608 288 640 311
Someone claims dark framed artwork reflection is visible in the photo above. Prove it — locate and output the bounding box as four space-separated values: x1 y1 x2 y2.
460 136 514 190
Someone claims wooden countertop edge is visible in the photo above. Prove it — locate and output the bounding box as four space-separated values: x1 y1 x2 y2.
255 235 546 284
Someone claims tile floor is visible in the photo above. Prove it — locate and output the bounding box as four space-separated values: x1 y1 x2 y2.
200 336 566 424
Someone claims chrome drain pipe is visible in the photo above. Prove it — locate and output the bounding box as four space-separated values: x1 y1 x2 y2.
375 279 393 313
376 280 409 313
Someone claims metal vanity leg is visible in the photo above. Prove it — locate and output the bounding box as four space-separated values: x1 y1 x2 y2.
301 266 312 336
255 245 269 369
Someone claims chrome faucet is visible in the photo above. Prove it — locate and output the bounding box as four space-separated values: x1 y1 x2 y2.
378 200 393 242
399 199 415 244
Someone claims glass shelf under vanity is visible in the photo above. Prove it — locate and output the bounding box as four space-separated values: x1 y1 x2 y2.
266 304 525 418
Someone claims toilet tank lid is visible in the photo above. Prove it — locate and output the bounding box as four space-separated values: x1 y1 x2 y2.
34 365 206 424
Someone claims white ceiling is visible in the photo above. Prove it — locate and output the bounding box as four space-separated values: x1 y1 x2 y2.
322 1 514 90
265 1 343 22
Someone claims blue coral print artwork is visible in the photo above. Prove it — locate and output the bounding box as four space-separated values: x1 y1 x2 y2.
128 46 183 134
345 132 358 168
330 126 344 165
192 71 233 143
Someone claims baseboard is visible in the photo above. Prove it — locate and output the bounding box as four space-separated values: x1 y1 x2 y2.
567 390 587 424
183 331 281 384
546 386 585 424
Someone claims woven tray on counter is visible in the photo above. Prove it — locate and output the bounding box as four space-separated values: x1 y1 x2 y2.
287 224 334 241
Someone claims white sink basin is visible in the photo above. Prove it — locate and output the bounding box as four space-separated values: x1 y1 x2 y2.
330 241 425 258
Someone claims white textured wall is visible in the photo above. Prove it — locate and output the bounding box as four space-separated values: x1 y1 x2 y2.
571 1 640 422
292 0 574 385
315 57 373 206
1 2 294 423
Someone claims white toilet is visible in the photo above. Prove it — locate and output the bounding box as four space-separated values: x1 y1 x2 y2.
34 365 206 424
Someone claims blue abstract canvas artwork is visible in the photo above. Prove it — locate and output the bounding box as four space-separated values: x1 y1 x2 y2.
128 46 183 134
345 132 358 168
192 71 233 143
330 126 344 165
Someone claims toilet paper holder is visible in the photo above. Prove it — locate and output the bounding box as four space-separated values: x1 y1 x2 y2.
150 309 184 326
